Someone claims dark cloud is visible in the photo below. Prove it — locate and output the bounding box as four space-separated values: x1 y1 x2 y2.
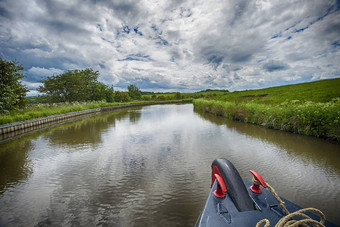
231 53 253 63
93 0 144 25
229 0 251 25
0 3 11 19
38 19 90 36
207 55 224 70
119 54 152 62
263 60 289 72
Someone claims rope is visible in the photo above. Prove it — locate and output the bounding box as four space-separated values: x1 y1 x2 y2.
275 208 326 227
254 178 326 227
265 182 290 215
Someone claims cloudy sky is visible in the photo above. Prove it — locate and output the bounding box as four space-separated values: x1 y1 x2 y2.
0 0 339 95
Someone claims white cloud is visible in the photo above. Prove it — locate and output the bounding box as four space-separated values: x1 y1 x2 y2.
27 67 64 78
0 0 339 93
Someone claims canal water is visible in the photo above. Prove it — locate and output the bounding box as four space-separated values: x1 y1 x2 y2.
0 104 339 226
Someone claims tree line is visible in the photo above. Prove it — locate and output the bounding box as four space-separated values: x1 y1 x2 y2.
1 58 228 113
0 58 142 113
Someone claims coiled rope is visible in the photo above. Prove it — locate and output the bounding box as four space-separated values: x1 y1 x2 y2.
254 179 326 227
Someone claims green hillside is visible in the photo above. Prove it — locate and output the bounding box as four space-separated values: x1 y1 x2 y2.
194 78 340 141
214 78 340 104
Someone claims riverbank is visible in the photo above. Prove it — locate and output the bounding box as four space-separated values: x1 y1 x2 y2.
0 100 191 139
193 79 340 141
0 99 192 125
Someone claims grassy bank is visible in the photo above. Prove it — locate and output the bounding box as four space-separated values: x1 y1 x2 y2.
0 99 192 125
193 79 340 141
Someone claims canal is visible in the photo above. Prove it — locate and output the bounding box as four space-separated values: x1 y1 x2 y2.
0 104 339 226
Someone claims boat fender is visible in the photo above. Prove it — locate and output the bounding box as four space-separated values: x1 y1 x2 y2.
211 158 255 212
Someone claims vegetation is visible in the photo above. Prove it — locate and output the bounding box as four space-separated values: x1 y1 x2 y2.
38 68 114 103
37 70 143 104
32 66 228 105
141 90 228 101
113 91 131 102
127 84 142 100
193 79 340 141
212 79 339 104
0 58 28 113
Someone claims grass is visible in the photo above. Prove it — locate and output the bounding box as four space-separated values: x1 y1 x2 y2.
193 79 340 141
214 79 340 105
0 99 192 125
211 79 339 104
141 90 228 101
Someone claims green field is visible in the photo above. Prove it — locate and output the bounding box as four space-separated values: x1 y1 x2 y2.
193 79 340 141
140 90 229 101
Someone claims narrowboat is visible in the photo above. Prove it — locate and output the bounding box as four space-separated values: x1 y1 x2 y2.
195 158 336 227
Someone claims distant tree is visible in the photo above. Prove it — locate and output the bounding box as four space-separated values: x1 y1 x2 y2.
38 68 114 103
121 92 131 102
127 84 142 100
157 95 165 101
114 91 131 102
104 86 115 103
26 95 50 104
114 91 123 102
0 58 28 113
174 92 182 100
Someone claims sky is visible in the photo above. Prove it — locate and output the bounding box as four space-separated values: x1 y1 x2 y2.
0 0 339 95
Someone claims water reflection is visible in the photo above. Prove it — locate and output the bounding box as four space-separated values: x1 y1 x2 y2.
0 104 339 226
195 111 340 174
0 108 142 201
0 140 33 193
45 108 142 147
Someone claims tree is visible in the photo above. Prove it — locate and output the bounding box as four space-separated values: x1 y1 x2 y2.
104 85 115 103
38 68 114 103
120 92 131 102
127 84 142 100
174 92 182 100
114 91 123 102
0 58 28 113
114 91 131 102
